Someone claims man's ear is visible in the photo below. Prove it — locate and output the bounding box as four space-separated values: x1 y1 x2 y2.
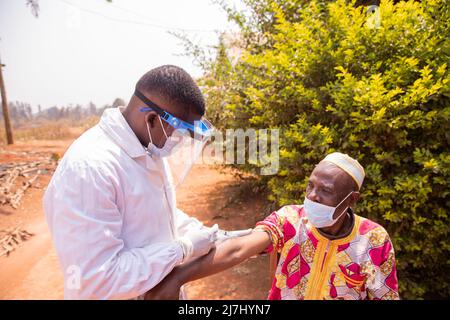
145 111 159 128
349 191 360 208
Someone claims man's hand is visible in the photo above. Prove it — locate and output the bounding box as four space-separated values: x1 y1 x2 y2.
145 232 271 300
177 224 219 261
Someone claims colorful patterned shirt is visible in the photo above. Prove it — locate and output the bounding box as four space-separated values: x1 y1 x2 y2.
254 205 399 300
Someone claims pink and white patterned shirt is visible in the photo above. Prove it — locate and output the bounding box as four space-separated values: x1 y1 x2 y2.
255 205 399 300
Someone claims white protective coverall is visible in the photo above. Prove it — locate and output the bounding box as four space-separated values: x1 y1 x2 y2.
44 107 208 299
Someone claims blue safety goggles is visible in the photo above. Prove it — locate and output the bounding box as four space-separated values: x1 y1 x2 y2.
135 89 212 140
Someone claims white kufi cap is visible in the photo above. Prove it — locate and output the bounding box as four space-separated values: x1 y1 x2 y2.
321 152 365 190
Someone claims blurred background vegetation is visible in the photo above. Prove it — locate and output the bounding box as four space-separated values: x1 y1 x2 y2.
0 98 125 144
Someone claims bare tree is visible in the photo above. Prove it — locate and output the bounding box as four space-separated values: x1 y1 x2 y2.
25 0 40 18
112 98 126 108
0 53 13 144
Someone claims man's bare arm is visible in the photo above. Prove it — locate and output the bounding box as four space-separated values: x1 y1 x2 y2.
180 230 271 283
145 231 271 299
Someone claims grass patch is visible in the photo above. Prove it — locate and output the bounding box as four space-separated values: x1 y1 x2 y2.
0 116 100 145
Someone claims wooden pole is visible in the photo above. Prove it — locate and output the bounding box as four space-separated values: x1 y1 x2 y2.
0 53 14 145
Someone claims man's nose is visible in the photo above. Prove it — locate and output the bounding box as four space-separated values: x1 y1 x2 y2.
307 188 319 202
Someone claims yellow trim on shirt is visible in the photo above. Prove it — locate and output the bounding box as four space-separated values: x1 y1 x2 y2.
304 215 361 299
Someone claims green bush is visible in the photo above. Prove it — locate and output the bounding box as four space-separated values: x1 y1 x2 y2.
200 0 449 298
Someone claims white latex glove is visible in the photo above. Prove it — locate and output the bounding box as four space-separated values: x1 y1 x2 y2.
215 228 253 245
177 224 219 261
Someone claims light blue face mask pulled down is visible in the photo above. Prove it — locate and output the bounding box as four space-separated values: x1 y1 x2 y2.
303 192 353 228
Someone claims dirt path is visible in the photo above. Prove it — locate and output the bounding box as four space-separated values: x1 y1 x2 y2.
0 138 271 299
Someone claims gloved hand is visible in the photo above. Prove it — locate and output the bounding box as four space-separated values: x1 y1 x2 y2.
176 224 219 261
214 228 253 245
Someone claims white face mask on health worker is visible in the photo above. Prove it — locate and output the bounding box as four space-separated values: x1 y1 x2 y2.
146 116 183 158
303 192 353 228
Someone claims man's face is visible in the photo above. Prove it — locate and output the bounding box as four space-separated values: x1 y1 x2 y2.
306 162 356 218
143 91 202 148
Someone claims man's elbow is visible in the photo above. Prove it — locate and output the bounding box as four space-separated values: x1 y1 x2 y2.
224 238 250 264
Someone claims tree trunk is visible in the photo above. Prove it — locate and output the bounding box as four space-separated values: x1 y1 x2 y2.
0 53 14 145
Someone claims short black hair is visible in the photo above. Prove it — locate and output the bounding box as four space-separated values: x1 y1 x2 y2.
136 65 205 116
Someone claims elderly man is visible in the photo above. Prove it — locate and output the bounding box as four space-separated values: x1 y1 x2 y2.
146 152 400 300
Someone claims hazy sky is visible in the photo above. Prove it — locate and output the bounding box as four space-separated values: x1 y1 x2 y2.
0 0 240 111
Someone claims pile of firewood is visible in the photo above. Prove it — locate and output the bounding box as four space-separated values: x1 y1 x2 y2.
0 226 34 257
0 157 57 209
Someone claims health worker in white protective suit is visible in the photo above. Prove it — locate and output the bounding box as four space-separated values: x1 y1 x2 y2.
43 65 251 299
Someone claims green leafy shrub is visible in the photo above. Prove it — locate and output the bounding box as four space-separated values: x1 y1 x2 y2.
201 0 449 298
